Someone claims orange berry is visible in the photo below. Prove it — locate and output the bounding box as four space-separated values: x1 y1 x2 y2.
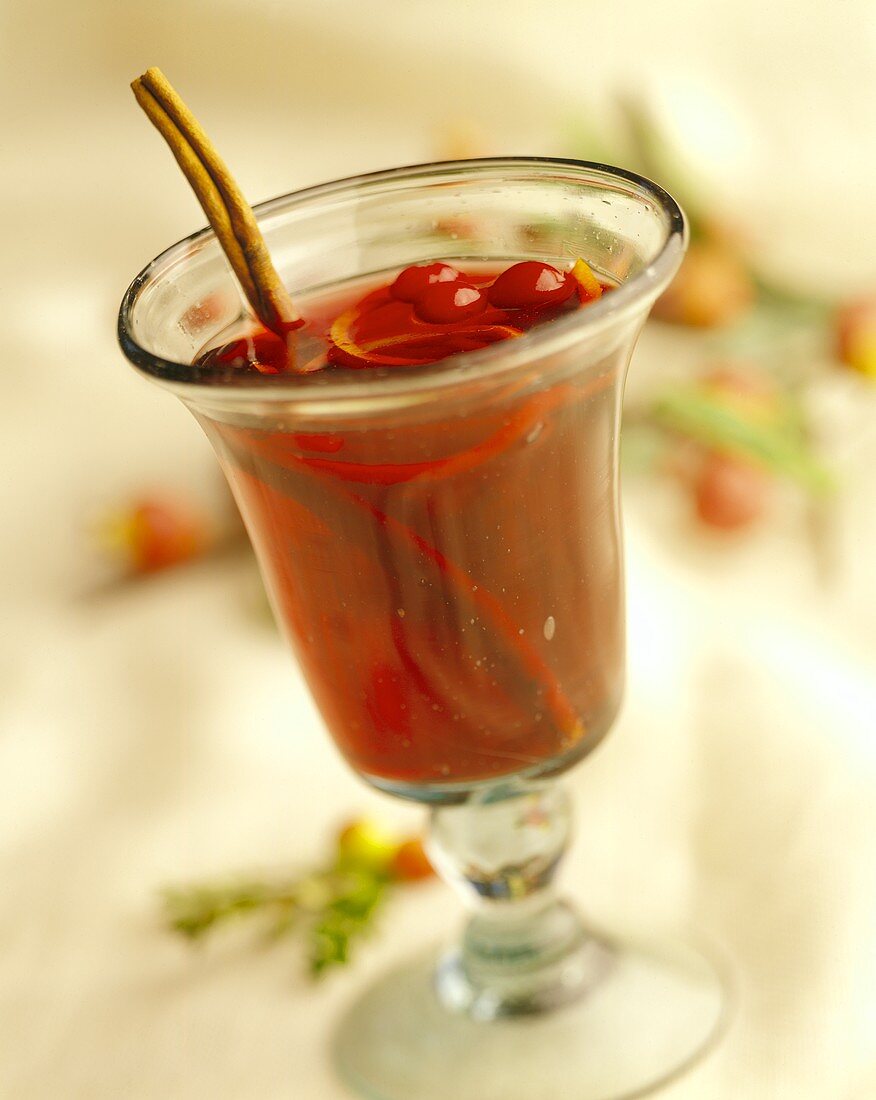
97 497 209 574
128 499 208 573
836 295 876 379
653 242 754 328
390 838 435 882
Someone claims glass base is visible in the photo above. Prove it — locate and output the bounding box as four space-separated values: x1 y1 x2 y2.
333 934 728 1100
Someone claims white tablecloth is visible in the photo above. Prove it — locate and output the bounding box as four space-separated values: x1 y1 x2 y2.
2 2 875 1096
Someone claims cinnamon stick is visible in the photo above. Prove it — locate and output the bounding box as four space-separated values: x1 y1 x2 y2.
131 67 299 338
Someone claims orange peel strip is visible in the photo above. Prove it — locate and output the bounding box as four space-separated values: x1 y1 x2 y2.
571 259 603 303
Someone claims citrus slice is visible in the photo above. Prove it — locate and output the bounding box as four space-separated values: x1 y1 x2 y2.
571 258 603 303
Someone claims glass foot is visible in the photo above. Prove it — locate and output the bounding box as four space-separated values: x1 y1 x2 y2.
333 933 728 1100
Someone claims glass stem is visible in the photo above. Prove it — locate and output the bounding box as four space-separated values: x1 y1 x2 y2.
428 782 614 1020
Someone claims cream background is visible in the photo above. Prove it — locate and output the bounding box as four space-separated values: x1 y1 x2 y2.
2 1 876 1096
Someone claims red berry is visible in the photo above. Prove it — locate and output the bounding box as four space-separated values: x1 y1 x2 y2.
207 331 288 374
694 453 770 530
487 261 576 309
129 499 209 573
390 263 459 303
414 282 485 324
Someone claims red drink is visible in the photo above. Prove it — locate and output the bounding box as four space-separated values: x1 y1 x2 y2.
121 159 711 1086
195 262 623 793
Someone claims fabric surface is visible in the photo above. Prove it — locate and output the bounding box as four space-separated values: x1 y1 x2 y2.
2 1 875 1095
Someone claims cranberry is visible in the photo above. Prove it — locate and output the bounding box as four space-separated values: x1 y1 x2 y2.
204 332 287 374
390 263 459 303
414 281 485 324
126 499 208 574
487 261 576 309
694 453 770 530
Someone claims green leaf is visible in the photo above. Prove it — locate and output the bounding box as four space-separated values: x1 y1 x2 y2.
651 387 834 494
162 857 394 978
307 870 388 977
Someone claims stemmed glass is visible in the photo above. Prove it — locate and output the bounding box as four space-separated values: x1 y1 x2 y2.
119 158 725 1099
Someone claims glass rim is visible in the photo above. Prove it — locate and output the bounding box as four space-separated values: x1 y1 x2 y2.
117 157 686 407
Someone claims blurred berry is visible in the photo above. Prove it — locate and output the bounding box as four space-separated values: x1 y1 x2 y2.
694 452 770 530
336 819 399 874
836 294 876 379
98 496 210 574
653 241 755 328
390 838 435 882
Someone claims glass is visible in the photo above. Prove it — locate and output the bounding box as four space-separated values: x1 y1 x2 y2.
119 158 726 1099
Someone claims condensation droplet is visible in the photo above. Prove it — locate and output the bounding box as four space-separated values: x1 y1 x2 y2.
543 615 556 641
